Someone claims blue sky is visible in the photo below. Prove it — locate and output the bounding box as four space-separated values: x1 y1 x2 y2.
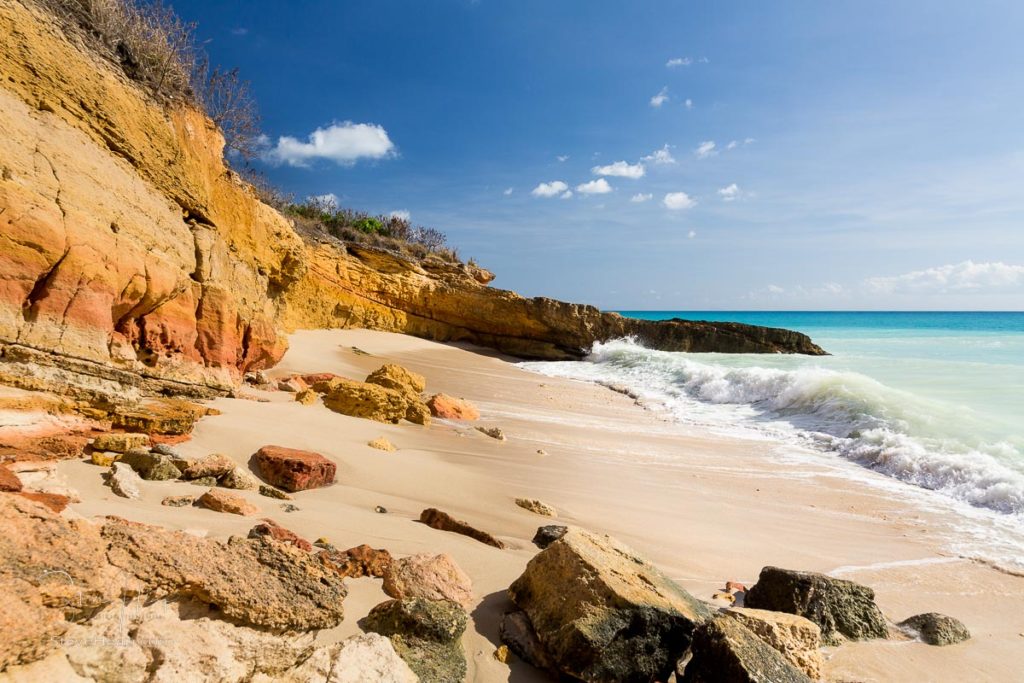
178 0 1024 310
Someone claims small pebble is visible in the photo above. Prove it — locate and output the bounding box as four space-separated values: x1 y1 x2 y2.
374 505 388 514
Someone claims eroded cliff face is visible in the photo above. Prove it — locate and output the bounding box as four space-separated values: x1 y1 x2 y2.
0 0 822 401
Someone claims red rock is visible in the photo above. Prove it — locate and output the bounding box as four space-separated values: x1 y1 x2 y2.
17 491 71 513
302 372 342 390
727 581 748 593
251 445 336 492
248 519 312 551
0 464 22 492
321 544 394 579
419 507 505 549
426 393 480 420
196 489 260 516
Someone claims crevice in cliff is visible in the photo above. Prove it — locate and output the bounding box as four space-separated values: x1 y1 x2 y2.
21 246 70 323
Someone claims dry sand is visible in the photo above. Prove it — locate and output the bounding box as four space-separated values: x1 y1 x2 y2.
59 329 1024 682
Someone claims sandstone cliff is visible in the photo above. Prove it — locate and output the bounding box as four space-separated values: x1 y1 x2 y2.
0 0 823 401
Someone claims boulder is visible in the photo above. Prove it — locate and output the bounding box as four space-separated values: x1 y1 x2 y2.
722 607 823 679
681 615 813 683
382 553 474 608
515 497 556 517
248 519 312 551
419 507 505 548
16 491 72 513
197 489 260 516
0 463 23 492
507 527 712 683
500 609 556 671
108 462 142 499
295 389 319 405
532 524 568 549
161 495 195 507
365 363 426 396
426 393 480 420
743 566 889 645
92 432 150 454
118 450 182 481
151 443 182 457
323 378 430 425
102 520 347 630
90 451 120 467
220 465 259 490
330 632 419 683
476 426 506 441
322 544 394 579
110 399 211 436
362 597 468 683
898 612 971 646
368 436 397 452
180 453 235 480
251 445 336 492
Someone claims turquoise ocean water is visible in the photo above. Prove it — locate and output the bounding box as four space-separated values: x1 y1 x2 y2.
520 311 1024 562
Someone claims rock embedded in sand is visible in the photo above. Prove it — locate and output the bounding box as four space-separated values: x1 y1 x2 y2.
898 612 971 646
722 607 823 679
90 450 120 467
277 375 307 393
108 462 142 499
323 378 430 425
259 484 292 500
252 445 337 492
118 449 182 481
322 544 394 579
161 495 195 507
368 436 397 452
0 463 23 492
92 432 150 453
532 524 568 549
190 476 218 487
362 597 468 683
197 488 260 516
506 527 712 682
180 452 235 480
476 426 506 441
109 399 212 436
295 388 319 405
248 519 312 551
743 566 889 645
426 393 480 420
382 552 473 608
102 519 347 630
366 363 426 396
500 609 556 671
220 465 259 490
515 497 556 517
681 615 813 683
419 507 505 548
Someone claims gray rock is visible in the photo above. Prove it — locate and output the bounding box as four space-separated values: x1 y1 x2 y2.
220 466 258 490
151 443 180 457
362 597 468 683
743 566 889 645
681 615 813 683
258 484 292 500
532 524 568 549
108 462 142 499
898 612 970 646
189 476 218 487
120 450 182 481
500 610 555 672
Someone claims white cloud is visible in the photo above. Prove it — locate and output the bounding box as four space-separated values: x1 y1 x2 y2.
684 98 694 110
687 230 697 239
744 137 756 145
726 140 738 150
642 144 677 165
718 183 740 201
694 141 717 159
630 193 653 203
650 86 669 108
263 121 395 167
560 190 573 199
666 57 692 67
576 178 613 195
503 187 513 196
309 193 338 209
557 155 569 162
389 210 410 221
591 161 645 179
531 180 569 198
865 261 1024 294
663 191 696 210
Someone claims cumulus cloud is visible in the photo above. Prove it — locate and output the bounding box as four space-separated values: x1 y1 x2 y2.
666 57 692 67
389 210 410 221
642 144 677 165
663 191 696 210
865 261 1024 294
531 180 569 198
576 178 613 195
503 187 513 196
560 190 573 199
684 98 694 110
650 86 670 108
630 193 653 203
263 122 396 167
718 183 740 201
591 161 645 179
309 193 338 208
694 141 717 159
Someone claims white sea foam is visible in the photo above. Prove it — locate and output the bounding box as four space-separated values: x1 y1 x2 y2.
520 337 1024 515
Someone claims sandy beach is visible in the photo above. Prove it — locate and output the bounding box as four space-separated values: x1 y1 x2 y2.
51 329 1024 682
